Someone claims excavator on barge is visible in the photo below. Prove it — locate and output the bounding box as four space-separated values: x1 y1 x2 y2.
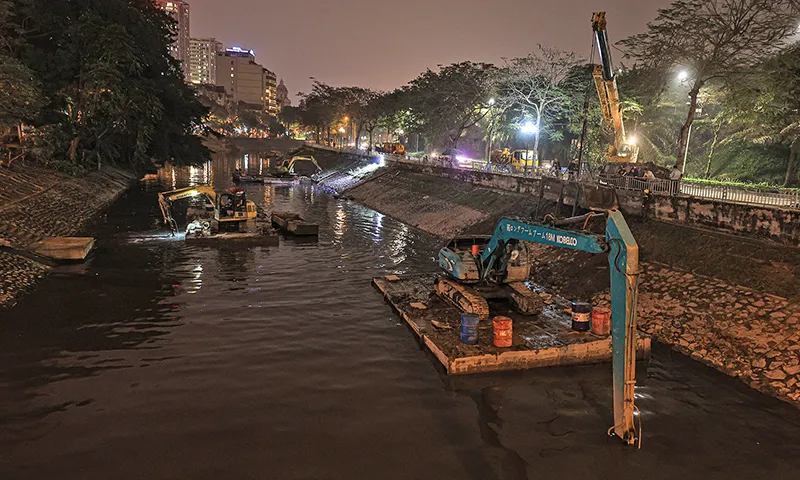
157 185 258 237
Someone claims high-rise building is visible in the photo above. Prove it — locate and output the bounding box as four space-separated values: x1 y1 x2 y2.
263 69 278 115
276 79 291 110
215 47 267 108
157 0 190 77
188 37 222 85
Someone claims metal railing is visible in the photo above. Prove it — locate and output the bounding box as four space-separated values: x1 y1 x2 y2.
679 181 800 208
599 175 679 195
305 143 800 210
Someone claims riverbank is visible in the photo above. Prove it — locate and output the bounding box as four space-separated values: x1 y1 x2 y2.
0 165 136 307
317 156 800 407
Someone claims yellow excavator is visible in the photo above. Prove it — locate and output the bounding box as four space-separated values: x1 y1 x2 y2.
157 185 257 236
592 12 639 163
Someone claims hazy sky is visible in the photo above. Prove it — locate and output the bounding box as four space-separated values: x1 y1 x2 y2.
187 0 673 100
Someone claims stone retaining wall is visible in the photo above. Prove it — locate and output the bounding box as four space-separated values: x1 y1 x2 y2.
0 167 135 307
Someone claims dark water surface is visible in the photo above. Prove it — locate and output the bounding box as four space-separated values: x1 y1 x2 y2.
2 153 800 480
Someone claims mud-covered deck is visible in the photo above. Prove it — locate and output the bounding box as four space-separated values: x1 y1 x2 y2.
373 274 650 375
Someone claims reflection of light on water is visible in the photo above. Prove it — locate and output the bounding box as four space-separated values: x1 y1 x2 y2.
259 158 263 176
372 211 384 242
334 203 347 241
188 263 203 294
171 167 176 189
188 166 199 186
244 153 249 170
388 222 410 266
263 185 273 206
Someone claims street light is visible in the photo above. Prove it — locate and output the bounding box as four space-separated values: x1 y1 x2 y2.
519 121 539 176
678 70 689 82
488 98 496 106
520 121 538 135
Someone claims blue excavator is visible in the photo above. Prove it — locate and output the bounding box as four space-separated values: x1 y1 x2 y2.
435 184 641 446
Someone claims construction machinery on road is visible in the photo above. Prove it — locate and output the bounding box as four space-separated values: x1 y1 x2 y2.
157 185 257 236
592 12 639 164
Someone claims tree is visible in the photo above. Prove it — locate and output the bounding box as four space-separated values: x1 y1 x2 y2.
497 46 584 160
8 0 210 172
404 62 496 149
718 44 800 186
620 0 800 170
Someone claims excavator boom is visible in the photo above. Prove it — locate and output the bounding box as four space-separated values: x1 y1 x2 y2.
592 12 639 163
437 208 640 445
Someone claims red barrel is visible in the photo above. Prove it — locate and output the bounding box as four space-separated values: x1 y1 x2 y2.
471 244 480 256
492 316 513 348
592 306 611 337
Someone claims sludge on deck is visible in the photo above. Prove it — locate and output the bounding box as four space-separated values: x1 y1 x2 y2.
373 274 651 375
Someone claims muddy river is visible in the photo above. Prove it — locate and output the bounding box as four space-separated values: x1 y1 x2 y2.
1 149 800 479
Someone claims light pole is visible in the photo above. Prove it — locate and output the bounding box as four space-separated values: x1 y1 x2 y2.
520 121 538 176
486 98 496 163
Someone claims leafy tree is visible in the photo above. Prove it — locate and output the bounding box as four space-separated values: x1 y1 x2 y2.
403 62 496 149
497 46 584 160
620 0 800 170
9 0 210 172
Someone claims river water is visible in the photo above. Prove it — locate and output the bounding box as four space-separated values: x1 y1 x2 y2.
2 150 800 480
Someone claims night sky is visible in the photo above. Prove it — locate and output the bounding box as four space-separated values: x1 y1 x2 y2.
188 0 673 100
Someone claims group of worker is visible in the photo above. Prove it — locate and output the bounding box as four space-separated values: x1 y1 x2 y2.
615 163 683 182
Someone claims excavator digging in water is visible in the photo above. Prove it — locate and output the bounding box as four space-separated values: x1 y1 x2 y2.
430 184 641 446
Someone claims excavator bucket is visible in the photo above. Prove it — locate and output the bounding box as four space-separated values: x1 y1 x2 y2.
583 184 619 212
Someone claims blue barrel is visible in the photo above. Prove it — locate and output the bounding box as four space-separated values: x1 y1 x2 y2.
571 302 592 331
460 313 480 345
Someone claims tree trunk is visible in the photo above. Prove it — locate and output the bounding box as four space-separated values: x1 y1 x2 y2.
368 129 374 151
68 137 81 164
676 84 702 171
533 110 542 161
704 120 723 179
784 138 799 187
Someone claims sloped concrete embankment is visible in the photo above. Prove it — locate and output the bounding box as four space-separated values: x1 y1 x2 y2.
336 163 800 407
0 166 136 307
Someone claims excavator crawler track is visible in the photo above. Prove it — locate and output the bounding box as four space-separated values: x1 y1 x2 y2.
507 282 544 315
434 277 490 321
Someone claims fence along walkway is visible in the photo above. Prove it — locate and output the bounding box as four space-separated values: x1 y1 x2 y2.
305 143 800 210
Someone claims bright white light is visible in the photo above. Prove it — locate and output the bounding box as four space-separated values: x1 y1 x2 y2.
376 154 386 167
678 70 689 81
628 136 638 145
338 127 346 133
397 129 404 135
488 98 496 106
520 121 538 135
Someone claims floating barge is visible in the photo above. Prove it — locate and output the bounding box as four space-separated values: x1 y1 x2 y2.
30 237 95 262
373 273 650 375
271 212 319 236
233 173 295 185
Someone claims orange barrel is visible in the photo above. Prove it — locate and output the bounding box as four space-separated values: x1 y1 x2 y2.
591 306 611 336
492 316 513 348
471 244 480 256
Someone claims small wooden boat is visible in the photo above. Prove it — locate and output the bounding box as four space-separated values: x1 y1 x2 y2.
271 212 319 236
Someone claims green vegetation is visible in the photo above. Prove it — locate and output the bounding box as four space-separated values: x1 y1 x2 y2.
290 0 800 186
0 0 210 173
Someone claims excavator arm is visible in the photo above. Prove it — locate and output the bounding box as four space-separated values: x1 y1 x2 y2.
157 186 218 234
438 210 641 445
592 12 639 163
